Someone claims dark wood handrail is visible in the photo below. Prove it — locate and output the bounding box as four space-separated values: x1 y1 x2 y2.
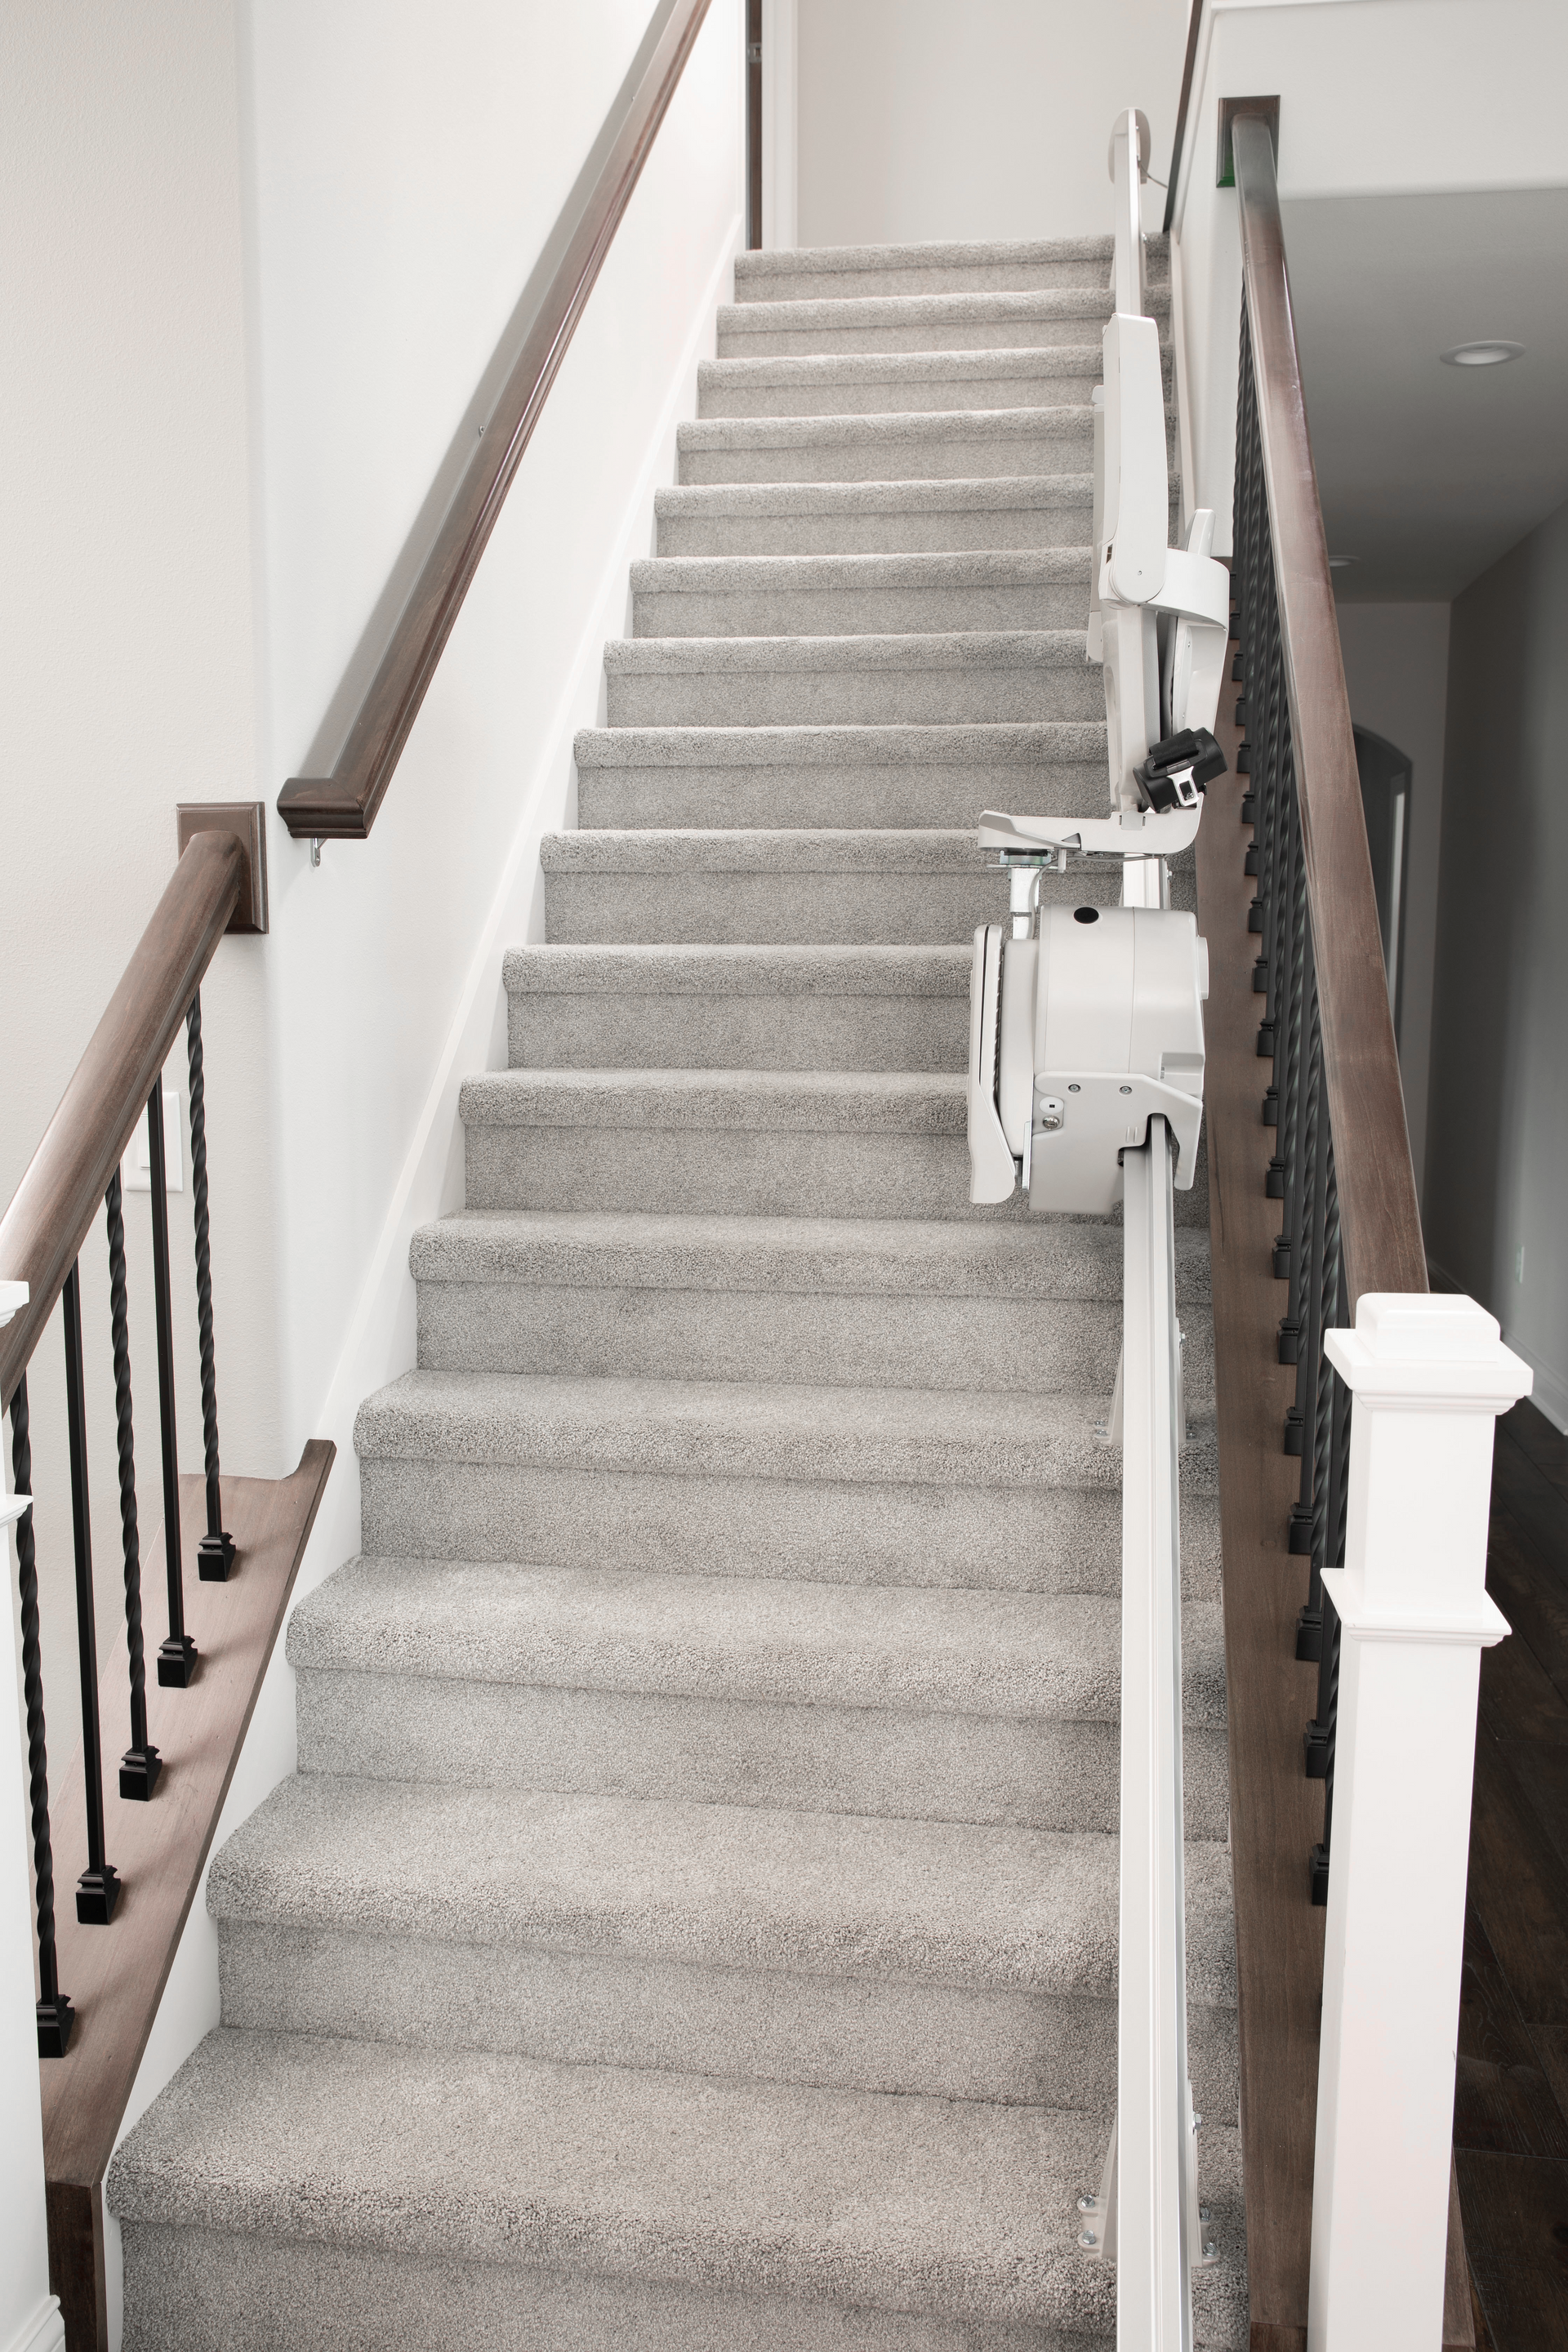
1161 0 1205 234
0 831 244 1410
277 0 715 844
1232 114 1425 1305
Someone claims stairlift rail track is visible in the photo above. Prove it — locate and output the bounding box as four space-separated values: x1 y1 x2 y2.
1112 1116 1208 2344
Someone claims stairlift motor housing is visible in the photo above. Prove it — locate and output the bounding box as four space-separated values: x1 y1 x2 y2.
968 904 1208 1214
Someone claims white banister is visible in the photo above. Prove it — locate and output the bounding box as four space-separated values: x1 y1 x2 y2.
1310 1294 1530 2352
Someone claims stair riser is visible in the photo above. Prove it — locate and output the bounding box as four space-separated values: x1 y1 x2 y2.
604 660 1103 728
678 423 1098 487
544 869 1013 947
656 497 1098 557
416 1281 1129 1393
697 366 1109 419
719 307 1164 359
576 755 1107 831
466 1120 1212 1227
732 258 1158 301
630 581 1088 638
296 1668 1230 1842
538 860 1187 947
508 989 967 1071
218 1919 1236 2120
358 1459 1223 1597
119 2225 1085 2352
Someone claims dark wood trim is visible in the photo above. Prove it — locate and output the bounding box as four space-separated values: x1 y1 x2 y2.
175 802 268 934
1161 0 1205 234
1231 114 1426 1307
42 1444 334 2351
277 0 715 844
0 831 244 1411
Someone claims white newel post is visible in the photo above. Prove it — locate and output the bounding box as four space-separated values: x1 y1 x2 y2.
1307 1294 1530 2352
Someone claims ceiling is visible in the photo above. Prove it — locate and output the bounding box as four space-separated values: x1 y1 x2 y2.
1280 186 1568 601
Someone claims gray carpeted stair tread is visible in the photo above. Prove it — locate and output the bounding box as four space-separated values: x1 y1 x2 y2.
577 715 1106 775
207 1773 1234 2002
462 1065 969 1131
502 942 971 997
697 346 1134 420
630 546 1094 636
288 1554 1224 1728
409 1205 1208 1299
604 630 1102 728
353 1365 1216 1496
107 2026 1211 2336
572 719 1108 831
679 406 1113 487
501 944 974 1071
538 824 1120 880
718 288 1169 364
732 232 1168 301
654 474 1101 555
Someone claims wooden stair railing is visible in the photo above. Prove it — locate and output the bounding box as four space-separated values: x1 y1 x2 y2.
1185 91 1476 2352
1 816 334 2352
276 0 715 847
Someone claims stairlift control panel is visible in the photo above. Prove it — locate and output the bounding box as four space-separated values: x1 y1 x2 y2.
968 904 1208 1214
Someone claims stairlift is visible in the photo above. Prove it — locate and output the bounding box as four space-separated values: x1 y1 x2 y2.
966 107 1229 1215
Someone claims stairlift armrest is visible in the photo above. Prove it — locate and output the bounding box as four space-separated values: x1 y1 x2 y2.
1101 312 1167 606
1145 547 1227 630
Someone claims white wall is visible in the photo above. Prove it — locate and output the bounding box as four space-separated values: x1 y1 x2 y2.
795 0 1187 248
1 0 278 1717
4 3 744 2342
1334 604 1450 1207
1424 497 1568 1432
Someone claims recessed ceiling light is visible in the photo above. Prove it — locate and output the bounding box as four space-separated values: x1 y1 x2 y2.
1329 557 1357 570
1441 341 1525 368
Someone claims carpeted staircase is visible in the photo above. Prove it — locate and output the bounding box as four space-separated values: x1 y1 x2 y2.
110 233 1245 2350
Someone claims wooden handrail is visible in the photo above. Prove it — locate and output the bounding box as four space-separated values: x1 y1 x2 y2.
1161 0 1205 235
1232 114 1425 1306
0 830 245 1411
277 0 715 844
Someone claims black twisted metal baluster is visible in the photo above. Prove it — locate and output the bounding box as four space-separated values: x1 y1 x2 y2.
62 1261 121 1923
186 991 234 1580
1311 1596 1342 1906
106 1169 161 1798
1307 1155 1347 1763
10 1376 74 2054
148 1082 198 1684
1294 1111 1336 1659
1285 984 1324 1537
1269 764 1306 1221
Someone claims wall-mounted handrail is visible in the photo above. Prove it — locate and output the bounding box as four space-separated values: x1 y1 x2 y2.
1161 1 1206 237
0 831 244 1413
1230 113 1424 1307
276 0 715 845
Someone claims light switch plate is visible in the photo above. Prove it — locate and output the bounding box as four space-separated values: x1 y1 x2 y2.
123 1089 183 1193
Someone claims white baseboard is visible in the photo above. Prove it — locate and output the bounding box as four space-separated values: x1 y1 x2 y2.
2 2301 65 2352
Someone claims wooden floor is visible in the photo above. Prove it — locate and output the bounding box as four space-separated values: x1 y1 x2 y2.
1459 1397 1568 2349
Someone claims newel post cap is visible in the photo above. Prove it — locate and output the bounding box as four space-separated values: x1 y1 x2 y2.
1324 1292 1532 1411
